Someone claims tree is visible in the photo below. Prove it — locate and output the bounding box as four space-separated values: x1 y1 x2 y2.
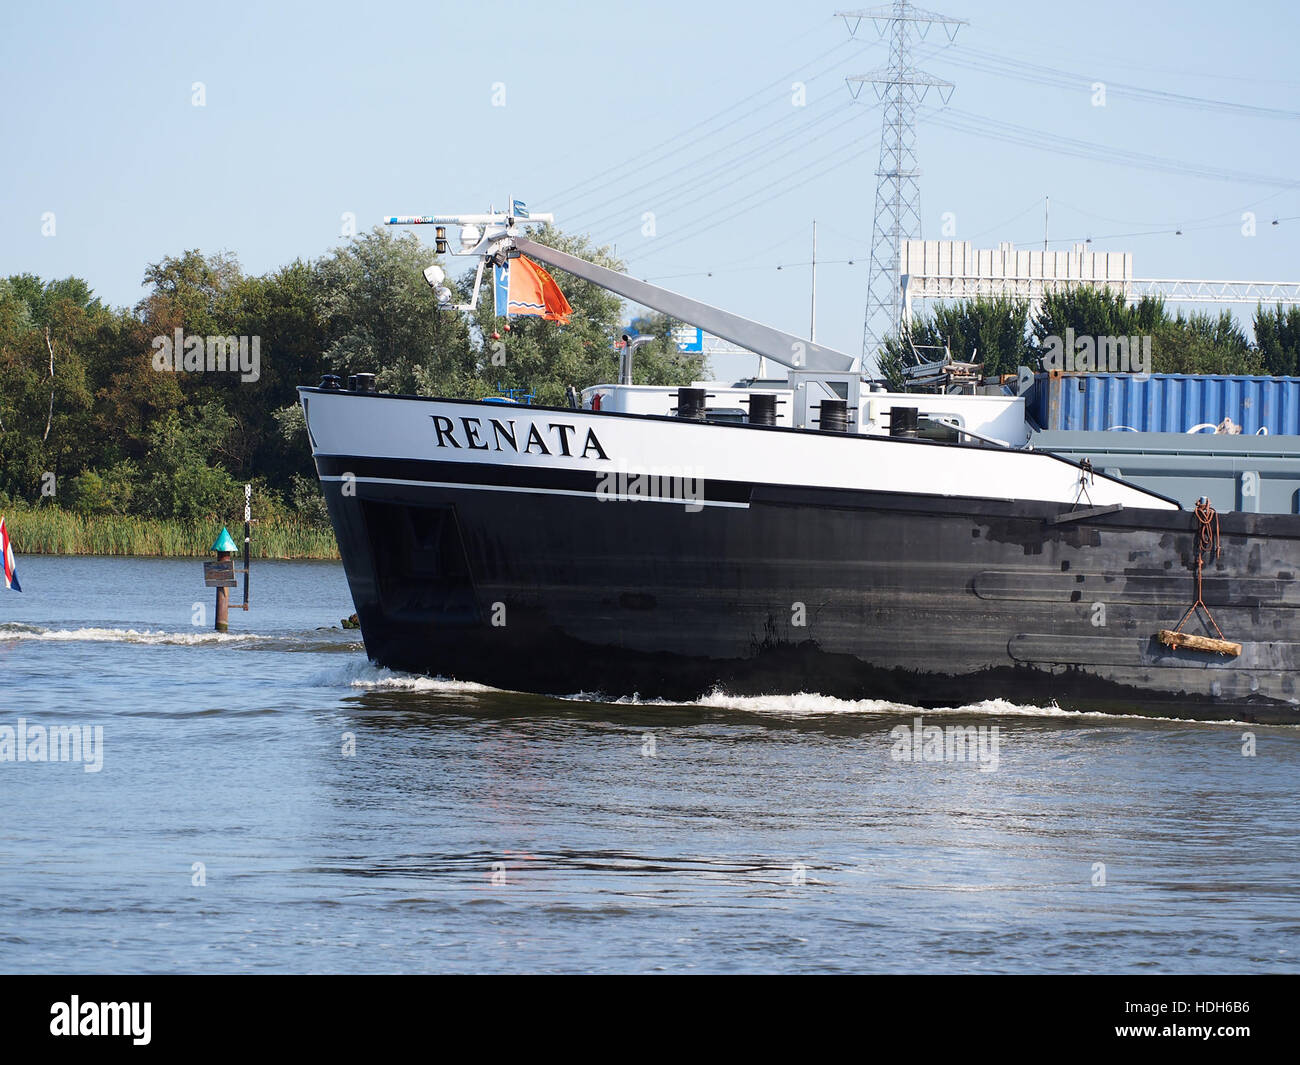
880 295 1034 385
140 250 243 340
0 274 108 501
1031 288 1166 349
132 402 239 520
1253 304 1300 377
1153 309 1259 375
878 289 1270 385
313 227 474 396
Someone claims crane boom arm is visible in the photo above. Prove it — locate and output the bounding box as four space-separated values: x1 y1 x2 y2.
513 237 856 373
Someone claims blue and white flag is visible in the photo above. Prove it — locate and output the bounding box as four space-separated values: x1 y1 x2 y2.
494 264 510 317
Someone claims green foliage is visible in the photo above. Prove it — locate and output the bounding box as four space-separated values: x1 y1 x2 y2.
66 461 139 515
1253 304 1300 376
314 227 475 396
1150 309 1259 374
1032 288 1166 345
4 500 338 558
881 296 1034 383
289 474 330 525
1034 289 1255 373
0 226 709 553
1031 290 1260 374
886 289 1271 383
130 402 239 520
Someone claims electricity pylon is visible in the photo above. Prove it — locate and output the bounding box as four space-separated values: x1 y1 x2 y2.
837 3 966 368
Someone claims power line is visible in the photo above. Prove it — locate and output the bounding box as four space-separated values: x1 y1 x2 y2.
568 100 862 234
576 105 873 241
543 35 860 209
642 258 862 283
941 15 1300 89
1048 192 1297 231
929 106 1300 189
945 44 1300 121
559 45 869 232
623 134 882 263
964 196 1046 243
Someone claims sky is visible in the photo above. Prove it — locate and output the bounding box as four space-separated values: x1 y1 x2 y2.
2 0 1298 382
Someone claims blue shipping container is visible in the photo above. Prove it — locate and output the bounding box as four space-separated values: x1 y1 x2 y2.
1027 372 1300 435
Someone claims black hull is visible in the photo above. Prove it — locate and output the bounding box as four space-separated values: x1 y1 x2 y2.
317 455 1300 724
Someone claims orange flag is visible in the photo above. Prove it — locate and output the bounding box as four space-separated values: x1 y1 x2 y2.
506 255 573 324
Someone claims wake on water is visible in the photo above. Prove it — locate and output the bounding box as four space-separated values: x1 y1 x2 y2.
4 623 1278 728
0 621 360 653
328 662 1273 728
318 659 501 694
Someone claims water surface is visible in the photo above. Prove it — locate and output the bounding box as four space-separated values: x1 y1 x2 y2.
1 556 1296 973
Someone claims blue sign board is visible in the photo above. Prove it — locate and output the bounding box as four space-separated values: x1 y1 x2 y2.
674 326 704 353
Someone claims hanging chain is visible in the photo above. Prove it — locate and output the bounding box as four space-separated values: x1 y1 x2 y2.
1072 458 1095 509
1171 498 1227 641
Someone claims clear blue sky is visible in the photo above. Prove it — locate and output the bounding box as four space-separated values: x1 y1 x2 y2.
2 0 1297 381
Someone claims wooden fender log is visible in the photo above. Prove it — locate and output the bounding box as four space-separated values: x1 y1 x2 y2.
1158 629 1242 657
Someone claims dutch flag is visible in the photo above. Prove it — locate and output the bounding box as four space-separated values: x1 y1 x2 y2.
1 516 20 592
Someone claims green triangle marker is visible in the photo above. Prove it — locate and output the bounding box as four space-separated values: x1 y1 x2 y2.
211 527 238 553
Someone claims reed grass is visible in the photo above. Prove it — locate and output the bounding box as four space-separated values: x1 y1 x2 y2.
2 505 339 559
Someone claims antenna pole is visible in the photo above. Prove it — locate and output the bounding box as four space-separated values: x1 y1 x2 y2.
810 220 818 343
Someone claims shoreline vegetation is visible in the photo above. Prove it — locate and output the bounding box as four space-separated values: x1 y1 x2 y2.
5 504 339 559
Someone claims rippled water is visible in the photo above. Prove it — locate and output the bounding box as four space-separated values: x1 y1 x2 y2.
1 556 1297 973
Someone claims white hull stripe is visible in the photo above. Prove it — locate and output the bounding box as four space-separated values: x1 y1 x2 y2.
318 475 751 509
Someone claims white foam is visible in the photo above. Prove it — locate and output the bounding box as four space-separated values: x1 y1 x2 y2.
0 624 360 654
561 688 1287 728
312 659 498 693
695 690 1046 717
559 688 1060 718
0 625 260 646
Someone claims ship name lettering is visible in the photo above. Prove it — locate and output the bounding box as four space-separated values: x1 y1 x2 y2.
431 414 609 462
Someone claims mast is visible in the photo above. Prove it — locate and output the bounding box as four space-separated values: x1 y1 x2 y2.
387 207 858 374
810 220 818 344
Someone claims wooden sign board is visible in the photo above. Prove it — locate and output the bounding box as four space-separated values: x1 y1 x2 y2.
203 560 237 588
